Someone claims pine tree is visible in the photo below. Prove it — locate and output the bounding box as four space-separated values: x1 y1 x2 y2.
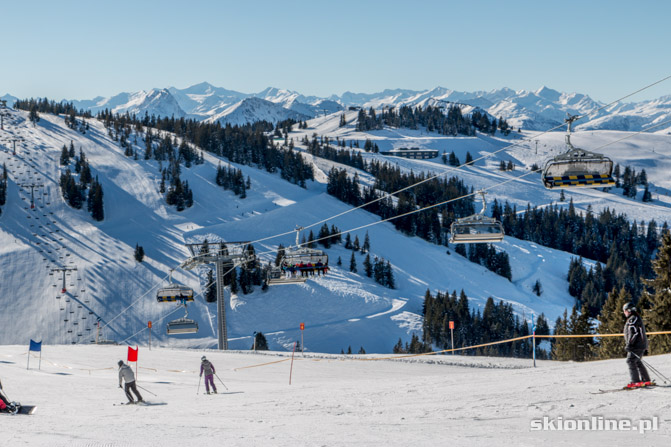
642 185 652 202
645 231 671 354
596 287 629 359
532 279 543 296
252 332 269 350
349 251 357 273
384 260 395 289
205 270 217 303
60 145 70 165
134 244 145 262
551 310 571 360
88 177 104 221
570 303 596 361
229 267 239 295
362 232 370 253
363 253 373 277
344 233 352 249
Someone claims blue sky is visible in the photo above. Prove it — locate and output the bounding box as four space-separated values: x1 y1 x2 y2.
2 0 670 102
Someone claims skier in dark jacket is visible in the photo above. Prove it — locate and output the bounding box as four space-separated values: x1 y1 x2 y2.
118 360 144 403
200 356 217 394
623 303 652 388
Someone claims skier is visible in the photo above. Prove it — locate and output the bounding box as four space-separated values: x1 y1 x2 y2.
118 360 144 403
623 303 652 388
200 356 217 394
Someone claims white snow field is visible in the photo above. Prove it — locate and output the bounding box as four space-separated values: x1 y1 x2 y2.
1 345 670 446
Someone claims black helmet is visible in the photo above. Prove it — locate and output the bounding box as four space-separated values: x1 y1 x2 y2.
201 356 206 361
118 360 124 367
623 303 636 313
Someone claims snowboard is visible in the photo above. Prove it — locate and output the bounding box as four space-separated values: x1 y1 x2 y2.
1 404 37 415
18 405 37 415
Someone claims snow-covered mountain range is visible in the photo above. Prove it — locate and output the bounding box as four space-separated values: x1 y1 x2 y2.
4 83 671 132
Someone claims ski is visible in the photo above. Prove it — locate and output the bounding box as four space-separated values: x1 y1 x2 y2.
591 384 670 394
113 401 166 407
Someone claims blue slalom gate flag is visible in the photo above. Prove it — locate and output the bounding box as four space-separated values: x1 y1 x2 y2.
29 339 42 352
28 339 42 370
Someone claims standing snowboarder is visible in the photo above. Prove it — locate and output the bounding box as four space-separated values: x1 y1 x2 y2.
118 360 144 403
623 303 652 388
200 356 217 394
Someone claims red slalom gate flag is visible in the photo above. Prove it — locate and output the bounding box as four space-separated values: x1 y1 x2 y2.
127 346 138 362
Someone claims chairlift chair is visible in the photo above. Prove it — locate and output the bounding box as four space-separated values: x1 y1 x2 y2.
157 270 199 335
542 115 615 189
449 191 504 244
166 300 198 335
166 318 199 335
156 284 194 302
267 226 329 286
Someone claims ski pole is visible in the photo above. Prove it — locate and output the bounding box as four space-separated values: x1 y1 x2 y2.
136 384 157 397
632 352 670 384
642 360 671 384
197 375 202 395
214 373 229 391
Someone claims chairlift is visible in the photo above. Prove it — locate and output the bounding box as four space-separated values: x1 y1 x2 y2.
156 284 194 302
449 191 504 244
542 115 615 189
267 226 329 286
166 317 199 335
157 270 199 335
166 300 198 335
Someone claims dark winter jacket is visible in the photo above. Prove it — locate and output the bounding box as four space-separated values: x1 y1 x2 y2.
200 360 215 377
624 314 648 352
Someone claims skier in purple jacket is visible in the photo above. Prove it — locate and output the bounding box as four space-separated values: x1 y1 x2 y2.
200 356 217 394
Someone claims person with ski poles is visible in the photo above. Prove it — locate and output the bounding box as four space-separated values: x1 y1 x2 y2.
623 303 652 388
200 356 217 394
118 360 144 403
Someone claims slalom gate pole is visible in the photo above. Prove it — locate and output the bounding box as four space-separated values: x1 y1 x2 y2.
289 342 296 385
197 375 202 394
214 373 229 391
136 384 157 397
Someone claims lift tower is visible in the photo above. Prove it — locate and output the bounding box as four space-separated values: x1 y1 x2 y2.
182 241 255 350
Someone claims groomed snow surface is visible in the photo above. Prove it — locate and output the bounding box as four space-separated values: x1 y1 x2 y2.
2 345 670 446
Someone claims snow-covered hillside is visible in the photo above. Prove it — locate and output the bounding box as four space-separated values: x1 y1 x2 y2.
1 106 670 354
2 344 670 446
